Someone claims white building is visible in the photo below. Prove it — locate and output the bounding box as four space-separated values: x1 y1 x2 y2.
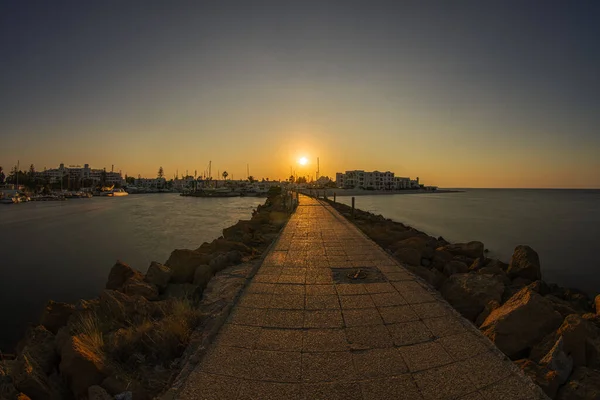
134 178 167 188
36 163 123 185
336 170 421 190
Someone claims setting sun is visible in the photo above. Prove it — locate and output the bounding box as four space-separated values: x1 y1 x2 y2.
298 157 308 165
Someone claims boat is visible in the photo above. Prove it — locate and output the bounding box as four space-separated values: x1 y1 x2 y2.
181 187 240 197
107 188 129 197
0 190 23 204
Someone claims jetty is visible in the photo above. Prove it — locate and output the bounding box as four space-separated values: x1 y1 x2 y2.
177 195 547 399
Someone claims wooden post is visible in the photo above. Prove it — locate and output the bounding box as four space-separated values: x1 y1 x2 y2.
333 192 336 204
351 196 355 219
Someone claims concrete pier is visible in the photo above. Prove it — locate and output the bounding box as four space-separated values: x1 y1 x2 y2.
178 195 547 399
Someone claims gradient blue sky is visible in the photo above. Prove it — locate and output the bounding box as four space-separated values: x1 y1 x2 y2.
1 0 599 187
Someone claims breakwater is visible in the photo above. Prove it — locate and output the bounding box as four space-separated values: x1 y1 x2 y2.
323 197 600 399
0 191 293 399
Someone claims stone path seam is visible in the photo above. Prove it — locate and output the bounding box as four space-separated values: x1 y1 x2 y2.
177 195 550 400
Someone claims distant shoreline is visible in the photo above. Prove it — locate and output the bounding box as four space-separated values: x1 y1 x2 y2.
314 188 464 197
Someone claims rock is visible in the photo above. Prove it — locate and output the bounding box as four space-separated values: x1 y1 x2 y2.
556 366 600 400
11 355 57 400
468 257 488 272
226 250 243 265
98 290 164 324
89 385 113 400
198 238 252 255
431 249 453 272
393 248 421 266
163 283 203 300
405 265 445 289
421 258 431 267
477 266 510 285
442 260 469 276
40 301 74 334
144 262 172 291
102 376 148 400
515 359 560 398
475 300 501 327
439 241 484 259
527 280 551 296
440 274 505 321
193 264 214 288
165 249 210 283
540 336 574 384
558 315 596 367
391 236 436 259
546 295 580 318
16 326 57 375
59 335 107 398
481 287 563 359
106 261 142 290
595 295 600 315
122 279 159 301
507 245 542 281
115 392 133 400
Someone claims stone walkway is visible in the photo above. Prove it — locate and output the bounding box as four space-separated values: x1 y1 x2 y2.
178 195 548 399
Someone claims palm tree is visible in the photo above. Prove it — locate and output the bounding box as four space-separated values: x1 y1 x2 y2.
222 171 228 181
248 176 255 183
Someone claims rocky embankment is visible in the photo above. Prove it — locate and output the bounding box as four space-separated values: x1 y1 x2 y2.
328 200 600 400
0 191 293 400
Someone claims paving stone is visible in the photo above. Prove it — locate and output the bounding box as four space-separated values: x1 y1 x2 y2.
228 307 267 326
378 305 420 324
352 348 408 378
256 328 303 351
457 391 486 400
370 292 407 307
278 274 306 284
478 375 543 400
346 324 394 349
306 274 334 284
237 381 303 400
250 350 302 382
401 289 437 304
238 293 272 308
410 302 453 319
216 324 261 349
302 351 357 382
387 321 435 346
383 271 414 281
272 284 305 295
302 382 363 400
413 362 474 400
253 274 280 283
392 281 425 292
306 295 341 310
436 331 489 361
306 285 337 296
200 346 254 378
363 282 396 294
361 375 423 400
336 284 368 295
461 351 513 389
269 294 305 310
264 309 304 328
304 309 344 328
399 342 454 372
179 372 241 399
256 267 284 275
343 308 384 327
340 294 376 309
423 315 467 338
246 282 276 294
303 329 349 352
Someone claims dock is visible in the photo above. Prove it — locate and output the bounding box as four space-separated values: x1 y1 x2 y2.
178 195 547 399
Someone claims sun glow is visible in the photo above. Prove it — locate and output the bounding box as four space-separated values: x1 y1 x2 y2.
299 157 308 165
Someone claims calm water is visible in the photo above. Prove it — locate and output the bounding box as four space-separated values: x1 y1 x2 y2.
0 194 264 351
338 189 600 296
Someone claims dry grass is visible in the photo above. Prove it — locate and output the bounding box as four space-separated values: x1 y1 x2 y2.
71 311 105 354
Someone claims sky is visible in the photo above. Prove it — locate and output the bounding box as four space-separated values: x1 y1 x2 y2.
1 0 599 188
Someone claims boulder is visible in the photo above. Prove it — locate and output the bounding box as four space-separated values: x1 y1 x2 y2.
11 355 57 400
474 300 501 327
144 262 172 291
102 376 149 400
439 241 484 259
123 280 159 301
557 315 596 367
98 290 164 324
193 264 214 288
40 301 74 334
556 366 600 400
163 283 203 300
442 260 469 277
595 295 600 315
468 257 488 272
198 238 252 255
540 336 574 384
391 236 436 259
59 335 107 398
393 248 421 266
481 287 563 359
431 249 453 272
226 250 243 265
106 261 142 290
16 326 57 374
165 249 210 283
405 265 445 289
89 385 113 400
440 274 505 321
507 245 542 281
209 253 230 272
477 266 510 285
546 295 580 318
515 359 560 398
